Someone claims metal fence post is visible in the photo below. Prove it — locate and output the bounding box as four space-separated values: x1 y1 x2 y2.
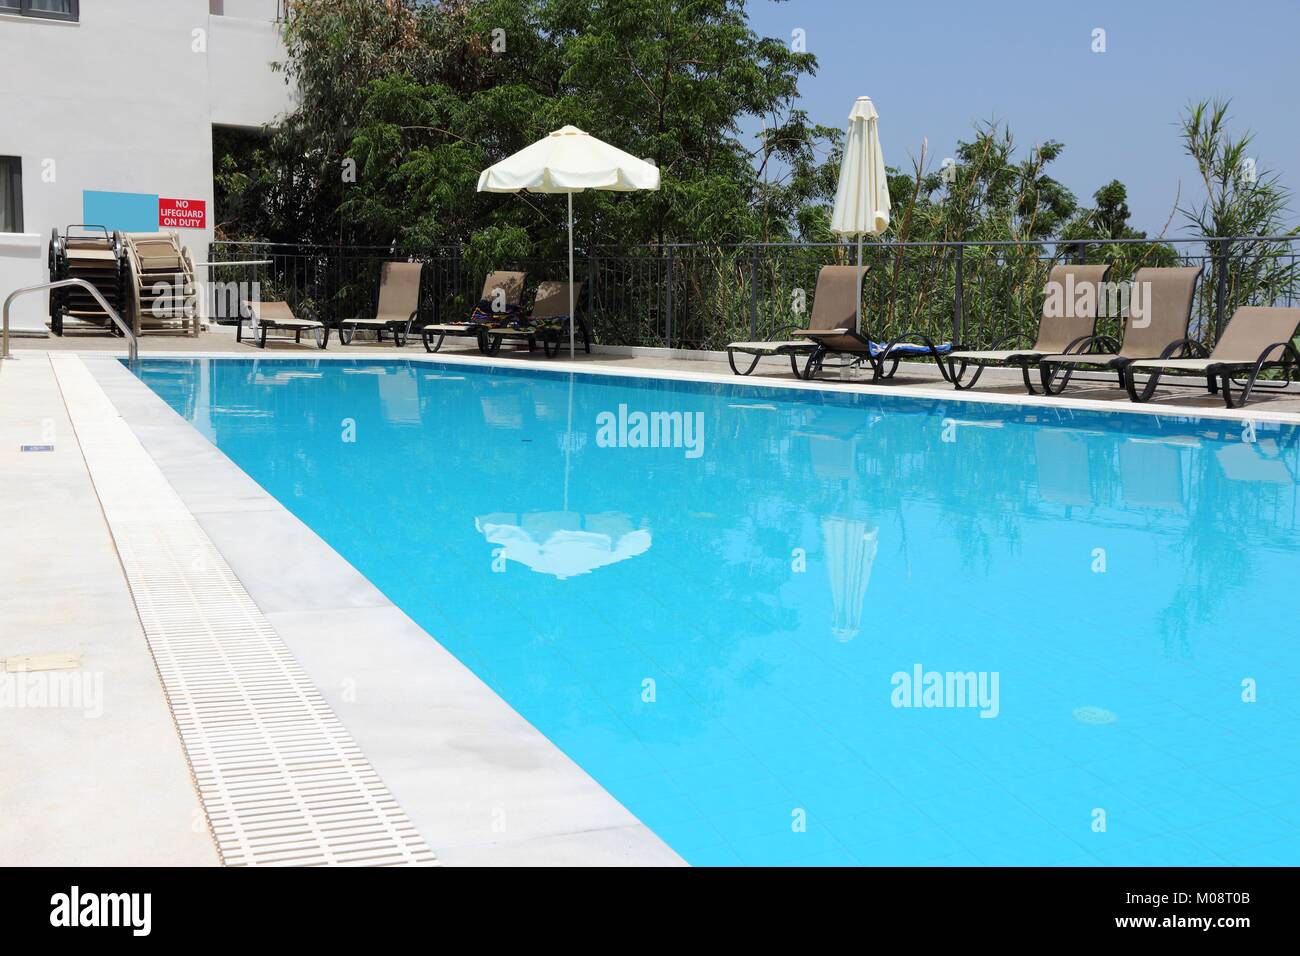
333 246 341 324
750 245 759 339
588 247 596 342
664 245 673 349
1214 236 1230 344
953 244 964 345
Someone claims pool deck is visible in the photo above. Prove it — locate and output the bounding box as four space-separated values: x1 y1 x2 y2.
0 356 217 866
4 326 1299 867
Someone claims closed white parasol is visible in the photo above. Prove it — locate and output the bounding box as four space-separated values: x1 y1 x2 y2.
830 97 891 335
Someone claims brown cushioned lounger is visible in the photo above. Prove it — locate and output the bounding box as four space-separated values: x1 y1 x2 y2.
238 300 329 349
726 266 865 379
1034 265 1203 395
945 263 1111 393
338 261 423 346
795 265 949 383
725 271 842 377
422 270 527 354
1122 306 1300 408
486 281 589 358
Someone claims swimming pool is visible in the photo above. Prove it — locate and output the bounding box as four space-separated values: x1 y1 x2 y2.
133 357 1300 866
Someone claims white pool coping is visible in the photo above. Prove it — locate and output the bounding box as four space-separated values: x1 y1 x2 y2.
83 355 686 867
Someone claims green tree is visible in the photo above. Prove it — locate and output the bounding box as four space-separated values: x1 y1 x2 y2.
1060 180 1179 277
215 0 839 258
1180 98 1299 328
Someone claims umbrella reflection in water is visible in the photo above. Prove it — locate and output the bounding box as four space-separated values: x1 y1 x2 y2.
476 511 651 579
821 516 879 643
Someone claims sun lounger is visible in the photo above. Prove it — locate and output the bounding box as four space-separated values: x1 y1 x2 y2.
48 226 127 336
422 270 526 353
122 231 199 336
727 266 879 378
1122 306 1300 407
338 261 423 346
1034 265 1203 394
945 264 1111 393
484 281 589 357
796 265 952 382
725 334 817 376
237 300 329 349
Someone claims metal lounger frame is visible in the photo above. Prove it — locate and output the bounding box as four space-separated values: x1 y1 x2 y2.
1123 340 1300 408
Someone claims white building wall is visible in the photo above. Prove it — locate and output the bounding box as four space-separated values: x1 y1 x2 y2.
0 0 293 333
210 3 297 128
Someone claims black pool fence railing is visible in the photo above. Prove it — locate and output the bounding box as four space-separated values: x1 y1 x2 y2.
205 236 1300 354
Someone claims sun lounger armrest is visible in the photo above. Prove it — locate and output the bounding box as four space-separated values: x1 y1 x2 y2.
991 331 1030 351
1063 333 1118 356
1056 332 1101 355
793 328 849 337
953 331 1026 352
1159 337 1209 360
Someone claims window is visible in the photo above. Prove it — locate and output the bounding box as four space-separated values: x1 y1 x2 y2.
0 157 23 233
0 1 79 21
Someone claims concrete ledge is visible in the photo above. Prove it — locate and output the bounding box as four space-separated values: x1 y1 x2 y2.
593 342 746 363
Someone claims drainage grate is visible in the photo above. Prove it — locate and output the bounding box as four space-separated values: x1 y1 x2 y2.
52 356 437 867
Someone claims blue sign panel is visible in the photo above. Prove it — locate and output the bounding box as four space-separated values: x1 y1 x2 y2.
82 190 159 232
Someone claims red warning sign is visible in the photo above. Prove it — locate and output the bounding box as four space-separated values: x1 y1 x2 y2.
159 197 206 229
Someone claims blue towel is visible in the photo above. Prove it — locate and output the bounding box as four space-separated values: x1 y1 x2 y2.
469 298 527 327
869 341 953 358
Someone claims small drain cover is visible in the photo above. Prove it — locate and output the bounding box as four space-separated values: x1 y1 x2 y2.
3 652 80 672
1073 706 1117 725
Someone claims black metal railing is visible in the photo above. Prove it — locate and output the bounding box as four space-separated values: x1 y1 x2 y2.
206 236 1300 352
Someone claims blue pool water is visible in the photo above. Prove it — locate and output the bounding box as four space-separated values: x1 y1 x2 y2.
133 357 1300 866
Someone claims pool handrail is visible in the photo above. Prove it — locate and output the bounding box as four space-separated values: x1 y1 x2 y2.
2 278 138 363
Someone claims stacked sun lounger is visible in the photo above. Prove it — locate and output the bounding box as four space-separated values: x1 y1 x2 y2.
122 231 199 336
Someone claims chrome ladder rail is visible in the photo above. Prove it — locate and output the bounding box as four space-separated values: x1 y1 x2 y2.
3 278 138 363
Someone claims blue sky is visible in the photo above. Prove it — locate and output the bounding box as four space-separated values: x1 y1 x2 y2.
744 0 1299 236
